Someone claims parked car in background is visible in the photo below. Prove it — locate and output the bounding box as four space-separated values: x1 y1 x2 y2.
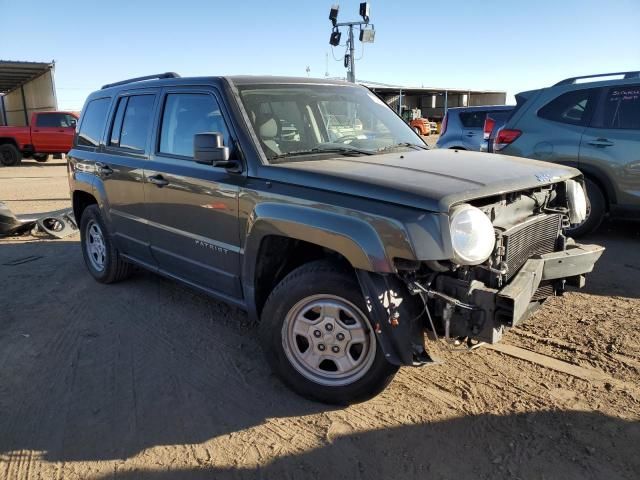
480 107 515 153
0 111 78 166
437 105 514 150
493 71 640 236
68 73 602 404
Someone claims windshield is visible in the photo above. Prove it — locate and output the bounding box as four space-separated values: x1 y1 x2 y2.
237 83 426 163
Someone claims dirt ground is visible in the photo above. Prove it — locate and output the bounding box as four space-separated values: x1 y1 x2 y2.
1 157 639 480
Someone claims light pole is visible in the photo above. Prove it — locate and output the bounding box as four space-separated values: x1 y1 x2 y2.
328 3 375 83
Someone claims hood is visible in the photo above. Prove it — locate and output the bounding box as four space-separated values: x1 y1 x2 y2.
266 149 580 213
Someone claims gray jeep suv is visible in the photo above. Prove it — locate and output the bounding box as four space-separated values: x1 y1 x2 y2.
68 73 603 404
494 71 640 235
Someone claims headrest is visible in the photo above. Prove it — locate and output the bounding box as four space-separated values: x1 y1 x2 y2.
259 118 278 139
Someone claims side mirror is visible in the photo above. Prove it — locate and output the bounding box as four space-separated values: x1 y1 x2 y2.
194 132 231 166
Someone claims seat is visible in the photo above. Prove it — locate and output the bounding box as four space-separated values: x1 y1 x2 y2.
257 116 281 156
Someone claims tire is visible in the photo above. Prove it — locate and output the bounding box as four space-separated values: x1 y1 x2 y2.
33 153 49 162
259 260 399 405
79 205 132 283
566 178 606 237
0 144 22 166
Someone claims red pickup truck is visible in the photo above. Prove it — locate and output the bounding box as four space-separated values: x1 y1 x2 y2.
0 111 78 166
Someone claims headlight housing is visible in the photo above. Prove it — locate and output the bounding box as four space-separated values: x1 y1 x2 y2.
566 179 588 225
449 204 496 265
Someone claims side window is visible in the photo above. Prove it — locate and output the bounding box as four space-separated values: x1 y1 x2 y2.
459 111 487 128
77 98 111 147
36 113 65 128
538 89 596 126
63 114 77 128
598 85 640 130
159 93 231 158
109 97 128 146
109 95 155 151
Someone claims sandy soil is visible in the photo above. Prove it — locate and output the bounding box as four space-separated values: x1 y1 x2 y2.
0 158 638 480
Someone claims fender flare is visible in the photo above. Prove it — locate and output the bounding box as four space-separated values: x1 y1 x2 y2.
242 203 393 285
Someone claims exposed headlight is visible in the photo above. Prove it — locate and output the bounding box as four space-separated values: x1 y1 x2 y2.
566 180 587 225
449 204 496 265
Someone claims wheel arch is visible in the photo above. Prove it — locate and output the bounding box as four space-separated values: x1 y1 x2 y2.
242 203 393 320
72 189 98 224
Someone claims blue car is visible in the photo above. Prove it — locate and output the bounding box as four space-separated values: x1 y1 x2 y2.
437 105 514 151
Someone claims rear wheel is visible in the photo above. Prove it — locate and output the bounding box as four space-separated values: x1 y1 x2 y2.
80 205 132 283
259 261 398 405
0 144 22 166
566 178 606 237
33 153 49 162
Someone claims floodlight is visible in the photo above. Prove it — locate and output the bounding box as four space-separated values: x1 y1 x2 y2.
359 2 370 23
329 4 339 26
329 30 342 46
359 28 375 43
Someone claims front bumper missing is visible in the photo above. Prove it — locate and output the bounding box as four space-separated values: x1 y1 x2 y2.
357 242 604 367
496 243 605 328
428 242 605 345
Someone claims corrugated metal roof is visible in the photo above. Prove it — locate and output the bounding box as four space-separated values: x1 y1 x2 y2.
0 60 54 94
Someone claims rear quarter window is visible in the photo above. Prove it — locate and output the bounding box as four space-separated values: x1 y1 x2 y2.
538 89 598 126
597 85 640 130
458 111 487 128
77 98 111 147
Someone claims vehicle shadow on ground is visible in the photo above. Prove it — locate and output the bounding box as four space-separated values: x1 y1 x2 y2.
90 410 639 480
0 240 330 463
581 220 640 298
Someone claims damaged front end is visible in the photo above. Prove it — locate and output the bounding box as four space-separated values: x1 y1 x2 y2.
358 181 604 366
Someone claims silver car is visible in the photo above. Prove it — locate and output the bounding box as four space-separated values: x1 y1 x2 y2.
437 105 514 150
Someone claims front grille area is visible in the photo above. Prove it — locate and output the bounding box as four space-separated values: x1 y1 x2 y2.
502 214 561 281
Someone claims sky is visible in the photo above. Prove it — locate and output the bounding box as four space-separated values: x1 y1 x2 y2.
2 0 639 110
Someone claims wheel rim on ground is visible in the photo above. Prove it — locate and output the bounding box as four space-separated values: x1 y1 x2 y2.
85 220 107 271
282 294 376 387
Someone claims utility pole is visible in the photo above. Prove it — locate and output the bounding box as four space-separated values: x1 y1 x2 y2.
328 3 375 83
347 24 356 83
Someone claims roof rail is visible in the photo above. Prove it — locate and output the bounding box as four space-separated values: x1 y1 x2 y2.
101 72 181 90
554 71 640 86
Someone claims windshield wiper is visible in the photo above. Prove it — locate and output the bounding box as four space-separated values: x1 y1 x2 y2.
377 142 428 153
270 146 374 161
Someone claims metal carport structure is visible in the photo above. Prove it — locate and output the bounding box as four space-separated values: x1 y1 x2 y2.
361 80 507 121
0 60 58 126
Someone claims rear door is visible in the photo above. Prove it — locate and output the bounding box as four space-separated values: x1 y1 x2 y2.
580 84 640 208
32 112 76 152
520 88 599 164
97 90 158 265
458 110 487 150
144 87 244 299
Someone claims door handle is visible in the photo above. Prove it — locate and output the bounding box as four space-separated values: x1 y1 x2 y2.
95 162 114 176
148 174 169 187
587 138 614 147
465 132 476 137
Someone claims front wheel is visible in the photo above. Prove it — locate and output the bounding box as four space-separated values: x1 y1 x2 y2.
259 261 398 405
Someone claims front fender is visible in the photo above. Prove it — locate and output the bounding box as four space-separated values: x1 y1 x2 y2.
242 203 392 284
